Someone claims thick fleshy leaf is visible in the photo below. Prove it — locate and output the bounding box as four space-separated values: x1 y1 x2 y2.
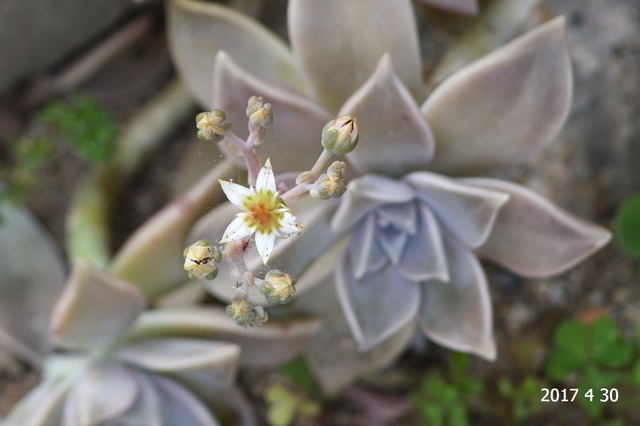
332 175 414 233
109 160 235 301
423 17 572 175
192 196 344 303
340 55 435 177
426 0 542 88
116 338 240 389
212 52 332 173
398 204 449 282
168 0 306 108
50 259 145 350
118 371 163 426
295 265 417 395
65 362 138 425
154 375 220 426
336 250 421 350
405 172 509 248
125 307 321 368
0 205 65 365
420 237 495 359
289 0 423 112
463 178 612 277
4 378 70 426
351 215 388 279
420 0 478 15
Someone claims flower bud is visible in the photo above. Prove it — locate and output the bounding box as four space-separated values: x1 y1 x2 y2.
310 161 347 200
321 116 358 155
259 269 297 304
246 96 273 128
183 240 219 280
196 110 231 142
226 298 256 328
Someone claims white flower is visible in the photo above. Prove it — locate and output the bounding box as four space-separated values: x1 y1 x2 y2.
219 159 303 264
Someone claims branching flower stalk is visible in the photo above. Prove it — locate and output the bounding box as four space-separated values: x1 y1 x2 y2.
186 96 358 327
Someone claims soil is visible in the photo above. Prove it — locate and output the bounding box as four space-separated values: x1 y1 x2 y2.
1 0 639 425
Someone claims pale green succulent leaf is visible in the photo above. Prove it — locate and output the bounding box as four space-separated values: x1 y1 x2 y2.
289 0 424 113
168 0 306 108
211 51 332 174
464 178 612 277
423 17 572 175
0 205 65 366
339 54 435 178
109 159 235 301
50 259 145 350
115 338 240 389
294 264 417 395
65 362 139 425
126 307 321 368
4 377 71 426
420 237 496 360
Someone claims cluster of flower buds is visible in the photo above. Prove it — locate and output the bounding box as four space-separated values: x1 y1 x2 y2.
310 161 347 200
195 109 231 142
183 239 222 280
226 291 269 328
246 95 273 130
184 96 359 328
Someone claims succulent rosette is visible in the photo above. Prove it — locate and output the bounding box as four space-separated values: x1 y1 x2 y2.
168 0 611 392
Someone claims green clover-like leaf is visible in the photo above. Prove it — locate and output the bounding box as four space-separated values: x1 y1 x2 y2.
614 192 640 257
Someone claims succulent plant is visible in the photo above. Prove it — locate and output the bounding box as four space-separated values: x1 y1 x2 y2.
169 0 610 393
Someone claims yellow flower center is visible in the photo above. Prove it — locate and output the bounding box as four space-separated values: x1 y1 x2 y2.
250 202 273 227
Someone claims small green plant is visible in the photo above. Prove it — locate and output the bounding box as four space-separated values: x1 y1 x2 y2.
413 352 483 426
497 376 546 421
614 191 640 257
544 316 636 418
38 95 117 163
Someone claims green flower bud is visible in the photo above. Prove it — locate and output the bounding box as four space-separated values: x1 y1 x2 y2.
259 269 297 304
321 116 359 155
246 96 273 128
310 161 347 200
183 240 219 280
196 110 230 142
226 298 256 328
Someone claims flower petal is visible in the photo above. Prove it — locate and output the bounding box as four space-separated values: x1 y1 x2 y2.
109 160 235 301
0 205 65 366
220 216 253 243
350 215 388 280
405 172 509 248
50 259 145 350
116 338 240 390
66 362 139 425
420 0 478 15
336 251 421 350
420 237 495 360
289 0 423 112
463 178 612 277
278 211 303 235
295 266 416 395
339 54 435 177
219 179 251 209
256 158 276 193
154 375 220 426
398 204 449 282
212 51 332 173
191 197 343 302
422 17 572 175
332 175 414 233
168 0 306 108
255 231 276 264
